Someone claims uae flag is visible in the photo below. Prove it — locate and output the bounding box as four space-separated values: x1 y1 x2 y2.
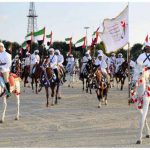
8 42 12 54
75 36 86 48
75 37 86 54
25 32 33 43
65 37 72 54
46 31 53 47
92 27 100 46
65 37 72 44
34 27 45 45
21 41 27 50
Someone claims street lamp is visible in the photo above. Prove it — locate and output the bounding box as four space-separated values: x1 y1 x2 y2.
84 26 90 51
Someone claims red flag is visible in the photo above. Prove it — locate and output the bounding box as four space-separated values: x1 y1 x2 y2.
69 37 72 55
50 31 53 47
145 34 149 43
82 36 86 49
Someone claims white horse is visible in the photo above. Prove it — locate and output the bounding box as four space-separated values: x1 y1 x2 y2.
66 60 79 88
130 63 150 144
0 74 21 123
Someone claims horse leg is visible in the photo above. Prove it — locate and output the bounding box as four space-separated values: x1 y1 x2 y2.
45 87 49 107
68 74 71 87
105 89 108 105
35 78 38 94
31 77 34 92
120 78 125 91
145 118 150 138
115 77 119 89
0 96 7 123
55 85 59 104
86 79 88 93
51 87 55 106
96 89 101 108
83 79 84 91
15 95 20 120
136 99 150 144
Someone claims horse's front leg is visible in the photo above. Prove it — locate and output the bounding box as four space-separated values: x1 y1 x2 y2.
51 86 55 106
55 85 59 104
31 77 34 92
35 78 38 94
45 87 49 107
86 79 89 93
83 79 84 91
120 77 125 91
137 98 150 144
15 95 20 120
0 96 7 123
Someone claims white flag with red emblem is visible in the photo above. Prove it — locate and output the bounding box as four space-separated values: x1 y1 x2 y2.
100 5 129 52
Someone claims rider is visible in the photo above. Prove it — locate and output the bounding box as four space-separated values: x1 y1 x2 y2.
30 49 40 75
0 42 12 97
80 51 91 78
66 53 75 73
95 53 109 83
55 49 66 82
49 48 59 82
115 53 125 73
110 53 116 66
136 42 150 67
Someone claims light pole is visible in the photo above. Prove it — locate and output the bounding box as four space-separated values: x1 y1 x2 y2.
84 26 90 51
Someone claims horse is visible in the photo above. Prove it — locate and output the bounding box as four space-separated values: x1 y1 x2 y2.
39 67 62 107
22 65 30 87
115 61 128 90
95 68 109 108
80 60 93 93
109 63 115 88
0 73 21 123
66 62 76 88
129 63 150 144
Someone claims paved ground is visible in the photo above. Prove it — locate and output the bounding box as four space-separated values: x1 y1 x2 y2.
0 77 150 148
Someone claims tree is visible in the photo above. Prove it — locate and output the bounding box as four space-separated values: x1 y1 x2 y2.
130 43 143 61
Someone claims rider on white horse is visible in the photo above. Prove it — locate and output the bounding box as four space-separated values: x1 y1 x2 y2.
80 51 91 78
115 53 125 73
0 42 12 97
55 49 66 82
30 49 40 75
66 54 75 73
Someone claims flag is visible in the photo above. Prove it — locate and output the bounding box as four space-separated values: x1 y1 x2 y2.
25 32 33 42
91 27 100 47
65 37 72 54
46 31 53 47
34 27 45 43
99 5 129 52
75 36 86 48
65 37 72 44
21 41 27 50
8 42 12 54
145 34 149 43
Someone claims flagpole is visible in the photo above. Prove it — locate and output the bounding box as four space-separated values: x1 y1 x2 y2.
127 42 131 100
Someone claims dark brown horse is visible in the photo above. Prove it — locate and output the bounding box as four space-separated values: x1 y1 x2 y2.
115 61 128 90
22 65 30 87
95 68 109 108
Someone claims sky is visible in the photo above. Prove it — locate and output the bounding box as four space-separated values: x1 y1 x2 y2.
0 2 150 47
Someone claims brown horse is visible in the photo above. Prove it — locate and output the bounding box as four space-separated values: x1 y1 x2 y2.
95 68 109 108
22 65 30 87
42 67 61 107
115 61 128 90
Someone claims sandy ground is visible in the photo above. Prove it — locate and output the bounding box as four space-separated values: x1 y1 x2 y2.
0 76 150 148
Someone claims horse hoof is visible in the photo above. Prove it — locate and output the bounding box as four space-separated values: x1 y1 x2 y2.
15 117 19 121
98 106 101 108
46 104 49 107
68 85 70 87
51 104 54 106
136 140 141 144
72 86 73 88
0 120 4 123
58 97 61 99
146 135 150 138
